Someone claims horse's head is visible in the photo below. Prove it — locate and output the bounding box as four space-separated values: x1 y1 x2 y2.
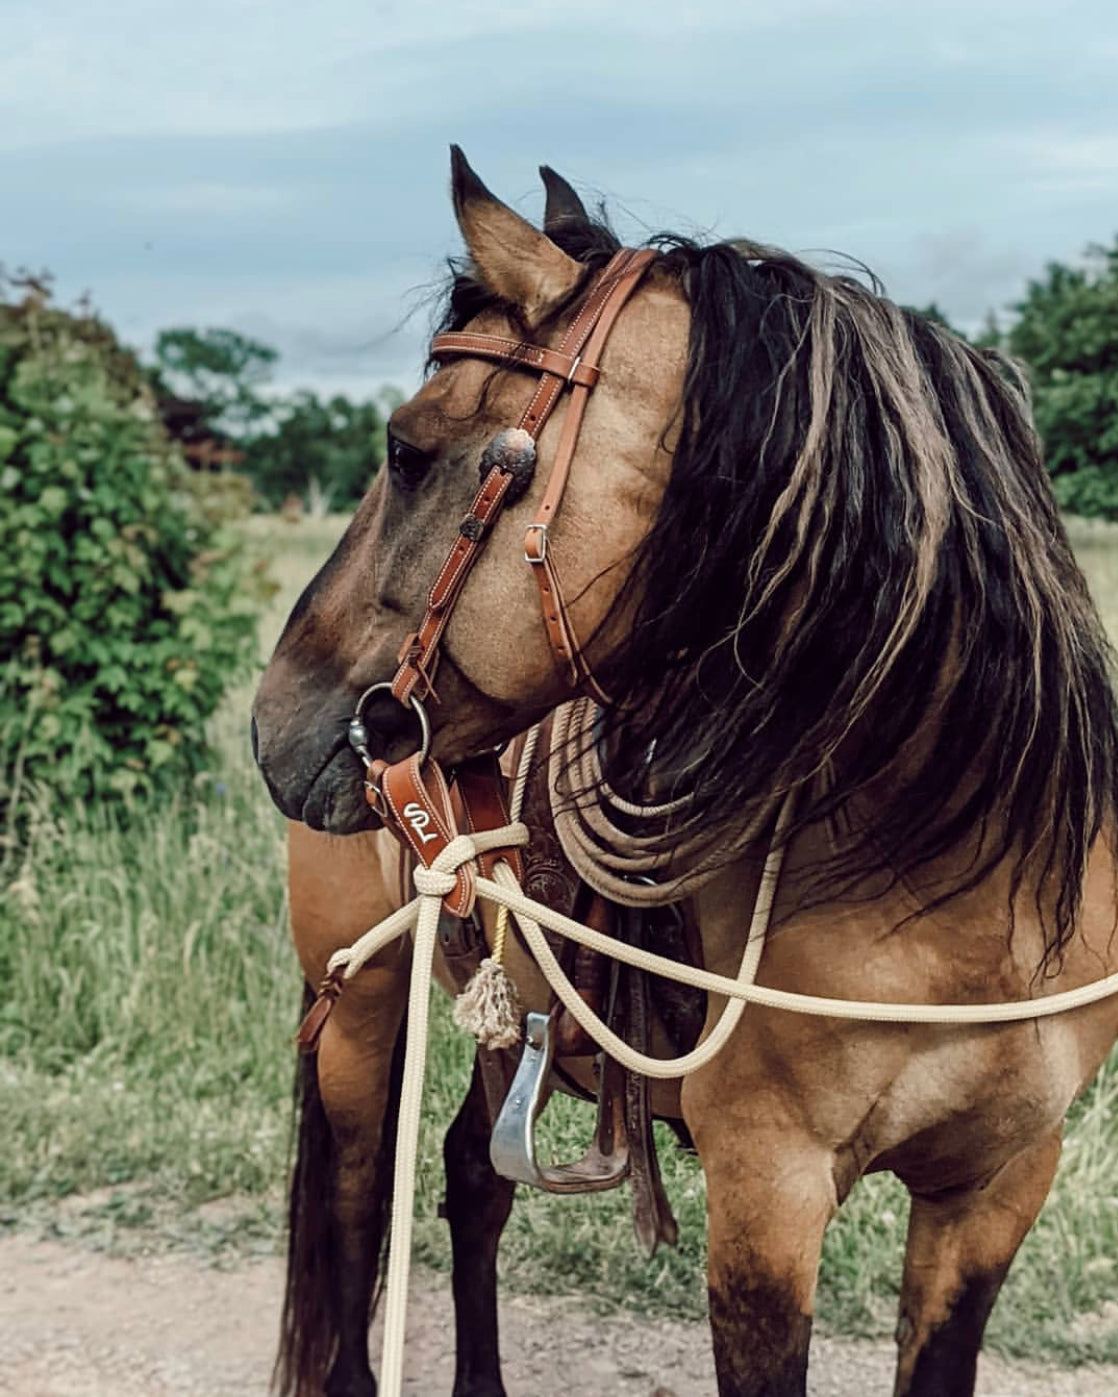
252 150 689 831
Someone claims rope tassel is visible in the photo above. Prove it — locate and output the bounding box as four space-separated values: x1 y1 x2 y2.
452 725 537 1051
453 954 523 1049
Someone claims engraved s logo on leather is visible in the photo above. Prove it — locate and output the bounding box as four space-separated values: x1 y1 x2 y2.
402 801 439 844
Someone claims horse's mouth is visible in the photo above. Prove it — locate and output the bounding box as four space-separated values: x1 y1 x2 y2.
254 723 379 835
298 744 380 834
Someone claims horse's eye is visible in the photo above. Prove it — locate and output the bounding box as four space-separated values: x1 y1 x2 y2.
386 432 432 490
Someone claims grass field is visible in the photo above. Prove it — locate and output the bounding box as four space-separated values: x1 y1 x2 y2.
2 513 1118 1364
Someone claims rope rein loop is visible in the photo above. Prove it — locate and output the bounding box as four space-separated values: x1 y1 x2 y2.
548 697 780 907
331 805 1118 1032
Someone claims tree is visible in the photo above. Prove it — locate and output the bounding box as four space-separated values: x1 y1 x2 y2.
1006 239 1118 518
151 327 277 436
146 326 396 511
245 389 391 509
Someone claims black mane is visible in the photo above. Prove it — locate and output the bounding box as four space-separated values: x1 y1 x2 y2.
439 214 1118 959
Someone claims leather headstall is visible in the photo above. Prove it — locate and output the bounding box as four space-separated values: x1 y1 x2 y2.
342 247 655 955
390 245 657 711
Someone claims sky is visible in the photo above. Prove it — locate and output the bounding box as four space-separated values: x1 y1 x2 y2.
4 0 1117 397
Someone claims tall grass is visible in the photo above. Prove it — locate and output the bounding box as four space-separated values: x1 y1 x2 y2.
1 514 1116 1361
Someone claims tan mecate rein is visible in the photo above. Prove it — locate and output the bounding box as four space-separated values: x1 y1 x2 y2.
302 251 1118 1397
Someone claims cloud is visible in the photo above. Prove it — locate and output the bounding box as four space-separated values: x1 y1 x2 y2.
4 0 1116 391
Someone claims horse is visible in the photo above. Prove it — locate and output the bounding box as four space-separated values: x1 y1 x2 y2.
252 149 1118 1397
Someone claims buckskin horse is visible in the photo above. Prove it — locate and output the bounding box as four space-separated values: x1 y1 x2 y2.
252 149 1118 1397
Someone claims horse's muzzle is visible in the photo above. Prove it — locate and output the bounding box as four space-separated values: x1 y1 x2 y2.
251 682 431 834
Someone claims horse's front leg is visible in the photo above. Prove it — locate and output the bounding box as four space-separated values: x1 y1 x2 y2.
893 1128 1062 1397
279 824 411 1397
684 1070 836 1397
443 1054 516 1397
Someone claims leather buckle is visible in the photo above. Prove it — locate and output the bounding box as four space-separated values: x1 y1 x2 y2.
524 523 549 564
566 354 583 384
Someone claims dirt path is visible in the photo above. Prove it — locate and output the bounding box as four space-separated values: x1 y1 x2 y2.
0 1233 1113 1397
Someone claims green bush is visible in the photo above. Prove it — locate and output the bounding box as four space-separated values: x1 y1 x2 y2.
0 278 262 814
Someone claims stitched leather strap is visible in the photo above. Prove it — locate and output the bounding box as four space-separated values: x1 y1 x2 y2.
390 247 656 708
522 250 656 698
512 247 644 440
391 456 521 704
429 333 601 389
376 754 477 917
451 753 525 884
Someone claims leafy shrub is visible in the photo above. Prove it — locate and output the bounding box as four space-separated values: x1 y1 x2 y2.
0 277 262 814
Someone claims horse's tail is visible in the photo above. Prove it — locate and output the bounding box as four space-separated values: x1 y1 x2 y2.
273 986 405 1396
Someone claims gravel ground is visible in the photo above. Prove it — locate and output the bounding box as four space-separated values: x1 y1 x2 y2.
1 1233 1114 1396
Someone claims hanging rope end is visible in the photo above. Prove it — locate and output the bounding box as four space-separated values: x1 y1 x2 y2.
453 957 523 1049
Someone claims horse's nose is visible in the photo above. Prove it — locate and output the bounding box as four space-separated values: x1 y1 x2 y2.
250 714 261 766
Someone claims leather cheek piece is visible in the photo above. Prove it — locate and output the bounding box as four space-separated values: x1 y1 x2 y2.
393 249 656 708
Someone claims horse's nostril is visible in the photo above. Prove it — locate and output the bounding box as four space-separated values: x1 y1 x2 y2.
250 715 260 765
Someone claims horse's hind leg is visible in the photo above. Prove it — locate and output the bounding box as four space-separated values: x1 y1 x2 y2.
893 1128 1062 1397
443 1055 516 1397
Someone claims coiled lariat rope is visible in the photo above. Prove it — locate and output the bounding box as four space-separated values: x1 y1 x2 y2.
323 720 1118 1396
548 696 783 906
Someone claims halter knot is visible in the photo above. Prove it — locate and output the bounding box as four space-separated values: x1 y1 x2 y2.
412 865 460 897
407 832 483 900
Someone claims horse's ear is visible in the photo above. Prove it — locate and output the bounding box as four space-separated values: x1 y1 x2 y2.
540 165 589 235
450 145 583 324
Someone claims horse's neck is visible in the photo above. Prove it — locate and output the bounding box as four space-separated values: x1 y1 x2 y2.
515 710 1115 993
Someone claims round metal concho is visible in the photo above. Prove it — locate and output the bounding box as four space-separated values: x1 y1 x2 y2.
347 682 432 767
